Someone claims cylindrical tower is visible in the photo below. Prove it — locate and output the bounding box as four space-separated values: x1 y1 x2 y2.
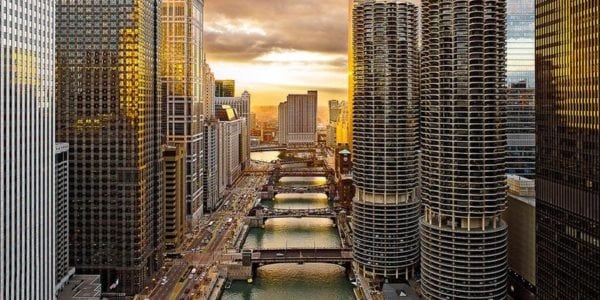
420 0 508 299
352 0 421 280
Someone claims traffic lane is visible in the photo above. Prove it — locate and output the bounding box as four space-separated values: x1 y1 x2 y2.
152 261 187 300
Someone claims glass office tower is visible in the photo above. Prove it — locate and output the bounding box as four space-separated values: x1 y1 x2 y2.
535 0 600 298
420 0 509 298
161 0 205 224
1 0 56 298
506 0 535 178
352 0 421 280
56 1 164 295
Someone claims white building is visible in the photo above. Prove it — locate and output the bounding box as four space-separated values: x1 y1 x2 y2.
216 105 245 195
1 0 56 298
215 91 251 167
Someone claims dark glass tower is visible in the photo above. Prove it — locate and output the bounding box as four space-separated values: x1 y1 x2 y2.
506 0 535 178
535 0 600 298
352 0 421 280
56 0 164 295
420 0 509 298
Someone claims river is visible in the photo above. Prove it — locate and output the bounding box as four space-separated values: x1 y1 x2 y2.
221 176 354 300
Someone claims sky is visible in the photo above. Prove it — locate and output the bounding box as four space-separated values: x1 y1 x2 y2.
204 0 349 107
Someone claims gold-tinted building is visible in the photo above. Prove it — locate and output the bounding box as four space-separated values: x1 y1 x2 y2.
536 0 600 298
56 1 164 295
164 144 187 250
161 0 205 224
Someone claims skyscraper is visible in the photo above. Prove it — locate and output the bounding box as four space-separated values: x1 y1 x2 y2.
56 1 164 294
216 91 251 167
329 99 342 123
215 79 235 97
56 143 75 292
203 59 216 119
1 1 55 297
163 144 187 250
161 0 205 224
506 0 535 178
351 0 420 280
535 0 600 298
278 91 318 147
278 102 288 145
420 0 509 299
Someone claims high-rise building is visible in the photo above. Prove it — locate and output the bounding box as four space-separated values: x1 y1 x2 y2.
56 143 75 292
506 0 535 178
535 0 600 298
420 0 509 299
216 105 244 190
278 102 288 144
329 99 342 123
1 1 55 298
347 0 354 151
56 1 164 294
216 91 251 167
336 101 351 146
278 91 318 147
351 0 420 280
215 79 235 97
503 175 536 300
161 0 205 224
203 121 220 211
163 144 187 250
202 59 216 119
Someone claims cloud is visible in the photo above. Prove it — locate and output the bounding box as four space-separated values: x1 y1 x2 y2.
204 0 349 62
204 0 350 106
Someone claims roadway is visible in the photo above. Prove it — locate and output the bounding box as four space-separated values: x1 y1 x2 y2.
150 163 267 300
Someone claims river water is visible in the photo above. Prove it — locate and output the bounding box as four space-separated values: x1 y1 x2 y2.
250 151 281 162
221 169 354 299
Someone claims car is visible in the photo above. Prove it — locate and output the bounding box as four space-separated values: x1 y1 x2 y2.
276 253 285 257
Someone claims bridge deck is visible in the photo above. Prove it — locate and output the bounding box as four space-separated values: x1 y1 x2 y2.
249 248 352 264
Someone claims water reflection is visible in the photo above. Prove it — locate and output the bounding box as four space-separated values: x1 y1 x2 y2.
221 263 354 300
250 151 281 162
277 176 327 187
261 193 329 210
243 218 340 250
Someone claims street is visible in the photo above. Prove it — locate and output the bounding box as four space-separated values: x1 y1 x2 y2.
149 163 267 300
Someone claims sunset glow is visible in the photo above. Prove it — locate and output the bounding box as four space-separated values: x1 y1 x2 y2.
205 0 348 107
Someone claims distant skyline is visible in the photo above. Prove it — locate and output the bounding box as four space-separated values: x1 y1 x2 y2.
205 0 348 107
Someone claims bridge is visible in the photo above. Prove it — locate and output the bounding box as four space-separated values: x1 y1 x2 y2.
249 247 353 265
250 145 286 151
261 208 336 219
247 208 337 227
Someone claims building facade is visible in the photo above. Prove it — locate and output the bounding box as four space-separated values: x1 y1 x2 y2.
352 0 421 280
329 99 342 123
535 0 600 298
506 0 535 178
504 175 536 300
161 0 205 224
202 58 215 118
163 144 187 250
420 0 509 298
278 91 318 147
203 121 220 211
56 1 164 294
1 0 55 298
278 102 288 144
216 105 244 190
216 92 251 167
56 143 75 293
215 79 235 97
